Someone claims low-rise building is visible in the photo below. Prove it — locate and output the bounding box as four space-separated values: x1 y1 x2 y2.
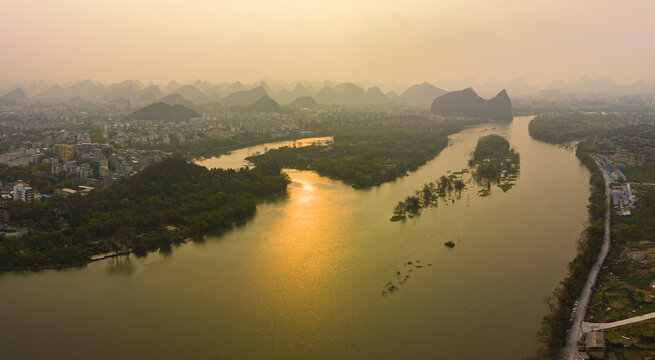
585 331 605 359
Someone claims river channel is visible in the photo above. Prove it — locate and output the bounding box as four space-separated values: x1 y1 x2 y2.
0 116 590 359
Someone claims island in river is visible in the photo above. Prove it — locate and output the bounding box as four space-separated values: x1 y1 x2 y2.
471 134 520 192
245 121 480 188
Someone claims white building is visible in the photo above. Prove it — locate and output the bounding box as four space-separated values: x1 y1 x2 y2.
13 183 35 202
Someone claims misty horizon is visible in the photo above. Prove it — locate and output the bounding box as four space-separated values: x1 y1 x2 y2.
4 74 655 100
3 1 655 87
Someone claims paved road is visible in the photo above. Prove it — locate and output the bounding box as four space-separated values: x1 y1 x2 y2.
563 156 612 360
631 182 655 186
582 312 655 333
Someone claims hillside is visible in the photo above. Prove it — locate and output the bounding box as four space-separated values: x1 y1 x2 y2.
1 88 28 102
223 86 268 107
172 85 208 103
430 88 512 121
247 96 282 113
400 82 447 106
288 96 317 109
366 86 389 103
130 102 199 122
157 93 199 112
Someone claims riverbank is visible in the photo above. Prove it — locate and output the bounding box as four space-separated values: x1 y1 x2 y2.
534 140 607 359
563 152 612 360
0 159 290 271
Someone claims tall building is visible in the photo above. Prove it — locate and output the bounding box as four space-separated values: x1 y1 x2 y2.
13 183 35 202
53 144 74 162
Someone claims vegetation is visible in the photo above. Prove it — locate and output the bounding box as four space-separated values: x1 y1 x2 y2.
444 241 455 248
85 120 105 143
0 163 73 194
536 139 607 359
585 183 655 324
0 159 289 270
391 173 466 219
602 319 655 360
528 113 617 143
247 122 473 188
472 134 520 190
623 162 655 183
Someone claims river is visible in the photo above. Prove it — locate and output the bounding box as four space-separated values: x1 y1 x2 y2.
0 116 590 359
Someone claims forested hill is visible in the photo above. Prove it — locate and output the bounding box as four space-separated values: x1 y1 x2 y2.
1 159 290 270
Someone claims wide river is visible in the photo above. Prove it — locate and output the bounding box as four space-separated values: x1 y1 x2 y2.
0 116 590 359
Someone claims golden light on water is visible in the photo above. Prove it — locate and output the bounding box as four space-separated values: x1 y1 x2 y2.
253 171 355 322
292 177 316 203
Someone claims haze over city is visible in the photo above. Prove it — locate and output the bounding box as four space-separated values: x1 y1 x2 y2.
4 2 655 360
2 0 655 86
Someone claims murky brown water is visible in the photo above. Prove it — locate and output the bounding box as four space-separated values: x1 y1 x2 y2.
0 117 590 359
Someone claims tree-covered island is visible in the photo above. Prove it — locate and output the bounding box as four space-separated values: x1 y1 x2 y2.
245 121 477 188
471 134 520 193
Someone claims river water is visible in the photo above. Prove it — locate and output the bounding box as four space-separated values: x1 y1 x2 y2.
0 116 590 359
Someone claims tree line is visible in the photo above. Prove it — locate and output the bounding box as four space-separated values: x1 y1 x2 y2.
0 158 290 270
392 175 465 219
247 122 472 189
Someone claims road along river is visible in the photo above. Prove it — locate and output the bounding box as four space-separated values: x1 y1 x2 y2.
0 116 591 359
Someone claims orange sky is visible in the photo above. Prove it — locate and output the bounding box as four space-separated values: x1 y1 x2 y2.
2 0 654 86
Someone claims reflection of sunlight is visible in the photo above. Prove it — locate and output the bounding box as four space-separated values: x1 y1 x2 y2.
253 171 351 322
292 177 315 203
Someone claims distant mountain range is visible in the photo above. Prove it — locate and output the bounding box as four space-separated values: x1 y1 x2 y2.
431 88 512 121
3 75 655 112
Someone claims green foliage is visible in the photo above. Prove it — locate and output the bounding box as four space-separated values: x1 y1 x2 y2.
0 159 289 270
0 163 71 193
85 120 105 143
473 134 510 162
472 135 520 188
529 113 617 144
391 172 466 218
623 162 655 183
248 122 469 188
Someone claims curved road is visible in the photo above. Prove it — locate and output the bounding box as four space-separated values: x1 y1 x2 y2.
564 156 612 360
582 312 655 333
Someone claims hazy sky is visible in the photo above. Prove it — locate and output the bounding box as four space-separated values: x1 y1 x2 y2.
2 0 654 86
